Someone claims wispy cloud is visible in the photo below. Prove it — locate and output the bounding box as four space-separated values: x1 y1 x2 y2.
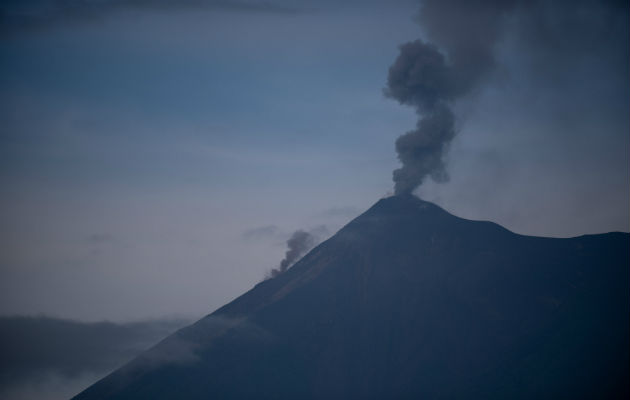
0 315 189 399
241 225 281 241
319 205 360 219
86 233 115 244
0 0 301 35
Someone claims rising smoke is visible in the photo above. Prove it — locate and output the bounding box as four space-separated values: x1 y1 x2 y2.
386 0 519 195
270 230 317 278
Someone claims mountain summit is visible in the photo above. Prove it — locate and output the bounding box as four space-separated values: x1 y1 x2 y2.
74 195 629 399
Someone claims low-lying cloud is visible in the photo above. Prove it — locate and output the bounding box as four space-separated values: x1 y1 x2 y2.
0 315 189 400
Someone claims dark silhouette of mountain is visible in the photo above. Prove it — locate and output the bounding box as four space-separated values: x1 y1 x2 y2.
73 195 629 399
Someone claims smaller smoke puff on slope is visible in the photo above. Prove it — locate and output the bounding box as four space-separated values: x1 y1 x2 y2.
270 230 318 278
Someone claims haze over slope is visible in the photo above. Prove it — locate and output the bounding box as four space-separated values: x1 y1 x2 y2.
74 195 629 399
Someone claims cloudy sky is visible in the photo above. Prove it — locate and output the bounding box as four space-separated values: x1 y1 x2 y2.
1 0 628 326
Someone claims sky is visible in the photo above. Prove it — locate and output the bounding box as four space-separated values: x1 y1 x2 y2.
1 0 628 326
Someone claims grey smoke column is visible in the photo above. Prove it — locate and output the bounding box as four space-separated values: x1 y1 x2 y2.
270 230 316 277
386 0 518 195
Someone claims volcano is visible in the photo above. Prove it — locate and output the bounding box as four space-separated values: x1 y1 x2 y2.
73 195 629 399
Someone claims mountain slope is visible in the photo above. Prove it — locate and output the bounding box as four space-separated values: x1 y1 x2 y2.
73 195 629 399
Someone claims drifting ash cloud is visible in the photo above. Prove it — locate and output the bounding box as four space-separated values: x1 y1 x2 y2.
386 0 519 195
386 0 628 196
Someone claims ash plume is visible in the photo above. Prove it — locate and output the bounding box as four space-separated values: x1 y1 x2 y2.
386 0 519 195
270 230 316 278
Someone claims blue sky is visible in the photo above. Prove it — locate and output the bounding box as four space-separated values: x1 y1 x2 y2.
1 0 628 322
